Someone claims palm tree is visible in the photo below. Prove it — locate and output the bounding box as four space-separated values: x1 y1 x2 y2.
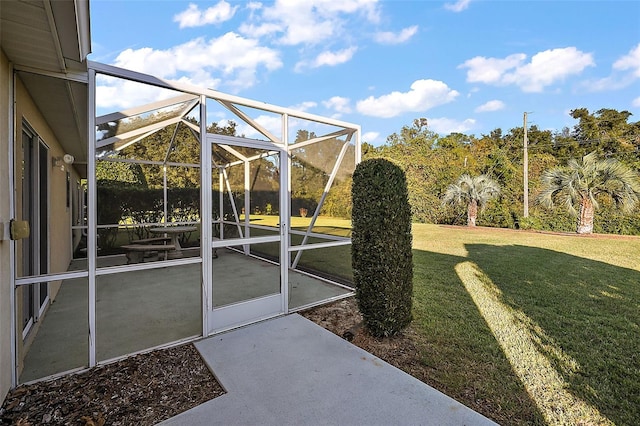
537 151 640 234
443 174 501 226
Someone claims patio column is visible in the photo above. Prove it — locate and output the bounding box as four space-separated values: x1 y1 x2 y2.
87 68 97 368
200 95 211 336
281 113 290 314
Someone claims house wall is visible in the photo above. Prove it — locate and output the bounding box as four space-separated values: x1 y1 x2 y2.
13 76 77 376
14 76 75 281
0 48 13 403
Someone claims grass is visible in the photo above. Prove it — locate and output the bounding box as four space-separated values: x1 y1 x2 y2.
243 215 354 282
410 225 640 425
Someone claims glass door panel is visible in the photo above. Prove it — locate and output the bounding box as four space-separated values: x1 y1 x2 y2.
209 137 284 333
212 239 280 308
19 129 50 336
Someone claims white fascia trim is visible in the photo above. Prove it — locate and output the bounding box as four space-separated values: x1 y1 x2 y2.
13 65 88 84
74 0 92 61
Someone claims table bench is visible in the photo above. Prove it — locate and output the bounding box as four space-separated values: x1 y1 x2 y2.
131 237 171 244
121 243 176 264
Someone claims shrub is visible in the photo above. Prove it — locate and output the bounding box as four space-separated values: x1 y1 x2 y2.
351 158 413 337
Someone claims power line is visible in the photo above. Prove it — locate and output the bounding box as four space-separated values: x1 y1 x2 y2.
521 137 639 151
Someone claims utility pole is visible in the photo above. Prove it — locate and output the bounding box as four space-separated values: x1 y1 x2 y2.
523 112 529 218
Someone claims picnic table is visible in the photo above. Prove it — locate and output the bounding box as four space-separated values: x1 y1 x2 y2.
149 225 197 259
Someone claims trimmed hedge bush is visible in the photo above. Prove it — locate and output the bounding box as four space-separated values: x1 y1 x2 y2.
351 158 413 337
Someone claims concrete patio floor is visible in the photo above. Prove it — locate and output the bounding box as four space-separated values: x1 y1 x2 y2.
160 314 497 426
20 249 351 382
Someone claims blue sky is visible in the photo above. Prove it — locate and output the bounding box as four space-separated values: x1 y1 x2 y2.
89 0 640 146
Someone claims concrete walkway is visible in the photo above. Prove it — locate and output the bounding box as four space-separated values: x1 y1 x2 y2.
160 314 497 426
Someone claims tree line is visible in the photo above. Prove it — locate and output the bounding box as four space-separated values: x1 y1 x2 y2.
365 108 640 235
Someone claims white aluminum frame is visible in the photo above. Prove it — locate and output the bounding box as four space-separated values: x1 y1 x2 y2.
10 60 360 385
208 133 286 332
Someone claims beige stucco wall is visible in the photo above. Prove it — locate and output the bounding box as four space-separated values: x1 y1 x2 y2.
15 77 75 279
13 76 78 376
0 48 13 403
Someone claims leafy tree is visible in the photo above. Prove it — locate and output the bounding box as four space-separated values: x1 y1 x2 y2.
378 119 457 223
96 160 147 186
443 174 501 226
570 108 636 152
351 158 413 337
385 117 435 150
290 130 357 218
537 151 640 234
356 108 640 234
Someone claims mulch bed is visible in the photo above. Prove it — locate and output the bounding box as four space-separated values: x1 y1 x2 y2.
0 343 224 426
300 298 426 379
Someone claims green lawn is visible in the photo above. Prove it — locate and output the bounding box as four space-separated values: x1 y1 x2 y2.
247 215 353 282
410 224 640 425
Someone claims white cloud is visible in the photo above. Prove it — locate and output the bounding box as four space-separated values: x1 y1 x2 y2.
582 75 621 92
246 2 263 13
356 79 459 118
444 0 472 12
239 22 283 38
314 47 358 67
459 47 594 92
96 32 283 109
582 43 640 92
323 96 352 114
509 48 595 92
95 75 189 110
362 131 380 143
460 54 526 84
289 101 318 112
374 26 418 45
174 1 238 28
235 104 328 139
295 47 357 71
613 43 640 78
475 100 505 113
239 0 380 45
632 97 640 108
236 114 283 139
110 33 281 91
427 117 476 134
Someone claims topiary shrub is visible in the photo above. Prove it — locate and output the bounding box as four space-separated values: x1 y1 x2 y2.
351 158 413 337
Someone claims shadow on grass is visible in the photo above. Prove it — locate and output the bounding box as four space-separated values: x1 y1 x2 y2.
412 250 546 425
462 244 639 425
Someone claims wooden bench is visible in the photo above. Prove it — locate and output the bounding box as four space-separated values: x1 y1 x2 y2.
121 244 176 264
